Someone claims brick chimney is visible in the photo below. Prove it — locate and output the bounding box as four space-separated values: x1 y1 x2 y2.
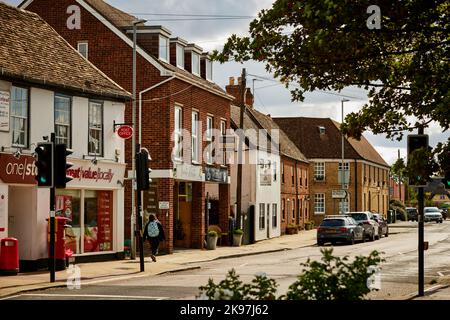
126 26 172 61
225 76 254 108
170 37 188 69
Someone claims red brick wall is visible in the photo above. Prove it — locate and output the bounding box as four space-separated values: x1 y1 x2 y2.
280 156 310 233
26 0 231 250
191 182 205 248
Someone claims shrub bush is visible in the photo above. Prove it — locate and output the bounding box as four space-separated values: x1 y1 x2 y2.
198 249 384 300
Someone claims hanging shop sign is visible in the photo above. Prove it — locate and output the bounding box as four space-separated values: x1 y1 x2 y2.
116 125 133 140
204 166 228 184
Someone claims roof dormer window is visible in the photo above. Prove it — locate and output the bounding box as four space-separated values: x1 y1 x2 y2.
206 59 213 81
159 35 169 62
318 126 326 134
176 43 184 69
192 52 200 76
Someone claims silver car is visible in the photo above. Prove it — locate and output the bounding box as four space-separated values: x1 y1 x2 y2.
424 207 443 223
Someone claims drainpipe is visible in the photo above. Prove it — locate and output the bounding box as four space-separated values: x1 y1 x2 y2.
294 160 300 227
354 159 358 211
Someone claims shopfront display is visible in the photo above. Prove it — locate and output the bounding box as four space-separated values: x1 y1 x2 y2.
55 189 81 254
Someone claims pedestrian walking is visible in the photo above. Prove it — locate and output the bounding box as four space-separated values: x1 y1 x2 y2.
143 214 166 262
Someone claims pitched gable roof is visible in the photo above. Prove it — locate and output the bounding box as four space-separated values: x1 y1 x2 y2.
18 0 233 100
273 117 389 167
0 2 130 100
247 108 308 163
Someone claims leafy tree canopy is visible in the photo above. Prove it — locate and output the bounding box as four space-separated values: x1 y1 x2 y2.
212 0 449 168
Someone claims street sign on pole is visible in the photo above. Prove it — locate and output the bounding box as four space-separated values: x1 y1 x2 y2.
332 190 347 199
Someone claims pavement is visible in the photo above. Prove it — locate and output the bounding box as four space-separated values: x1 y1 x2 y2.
0 221 429 299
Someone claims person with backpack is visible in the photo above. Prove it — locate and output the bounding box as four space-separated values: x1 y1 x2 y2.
143 213 165 262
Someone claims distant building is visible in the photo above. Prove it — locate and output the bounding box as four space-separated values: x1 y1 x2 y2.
424 178 450 207
389 177 406 204
273 117 390 226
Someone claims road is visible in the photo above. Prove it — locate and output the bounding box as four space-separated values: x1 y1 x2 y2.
4 221 450 300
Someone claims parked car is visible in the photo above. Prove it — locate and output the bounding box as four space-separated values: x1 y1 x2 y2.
348 212 379 241
406 207 418 221
424 207 443 223
372 213 389 238
317 216 365 246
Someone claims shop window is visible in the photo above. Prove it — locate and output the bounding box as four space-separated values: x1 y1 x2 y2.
56 189 81 254
84 190 113 252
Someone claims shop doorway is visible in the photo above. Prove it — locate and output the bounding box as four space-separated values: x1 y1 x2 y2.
243 205 255 245
174 182 192 248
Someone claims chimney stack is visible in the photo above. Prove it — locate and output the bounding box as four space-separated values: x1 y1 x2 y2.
225 75 254 108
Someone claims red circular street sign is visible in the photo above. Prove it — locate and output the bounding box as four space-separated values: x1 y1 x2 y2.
117 125 133 140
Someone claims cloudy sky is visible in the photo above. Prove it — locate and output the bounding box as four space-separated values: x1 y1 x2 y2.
6 0 449 164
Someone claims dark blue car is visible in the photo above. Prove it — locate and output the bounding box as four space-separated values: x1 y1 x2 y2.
317 216 365 246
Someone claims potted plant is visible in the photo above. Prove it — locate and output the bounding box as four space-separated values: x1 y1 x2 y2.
232 229 244 246
207 230 219 250
286 224 298 235
305 221 315 230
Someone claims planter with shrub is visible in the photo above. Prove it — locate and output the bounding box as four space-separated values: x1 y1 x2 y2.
304 221 315 230
232 229 244 246
286 224 298 234
207 230 219 250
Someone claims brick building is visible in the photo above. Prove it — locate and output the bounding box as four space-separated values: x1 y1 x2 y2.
21 0 234 253
274 117 390 226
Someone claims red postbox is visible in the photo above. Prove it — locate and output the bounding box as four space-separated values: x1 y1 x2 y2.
47 217 70 271
0 237 19 275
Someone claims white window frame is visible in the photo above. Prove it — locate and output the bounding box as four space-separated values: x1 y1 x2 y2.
314 162 325 181
314 193 325 214
191 111 199 163
54 94 72 147
77 42 88 60
174 106 183 160
206 59 213 81
88 101 103 156
159 35 169 62
259 203 265 230
220 120 226 165
191 52 200 76
206 116 213 164
176 44 184 69
272 204 277 228
10 86 28 148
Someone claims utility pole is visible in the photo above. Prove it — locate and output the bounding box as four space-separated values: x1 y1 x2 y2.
49 133 55 283
341 99 349 214
236 68 246 229
131 19 146 259
418 127 425 296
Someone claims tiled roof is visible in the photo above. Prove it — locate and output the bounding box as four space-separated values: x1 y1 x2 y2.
82 0 232 100
273 117 389 167
84 0 141 28
247 108 308 163
230 104 263 150
0 2 130 100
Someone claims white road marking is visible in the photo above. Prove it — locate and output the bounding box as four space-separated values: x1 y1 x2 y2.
239 263 248 267
15 293 168 300
437 272 444 277
425 285 443 293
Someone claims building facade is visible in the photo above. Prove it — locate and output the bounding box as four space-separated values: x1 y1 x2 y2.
21 0 234 253
0 3 130 270
274 117 390 226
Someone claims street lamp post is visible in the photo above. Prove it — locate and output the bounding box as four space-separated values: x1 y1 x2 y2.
341 98 350 214
131 19 147 260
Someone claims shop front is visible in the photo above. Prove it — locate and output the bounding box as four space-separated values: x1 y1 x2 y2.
60 159 126 260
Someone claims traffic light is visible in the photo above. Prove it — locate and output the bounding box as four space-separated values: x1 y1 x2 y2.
34 142 53 187
407 134 429 186
442 171 450 189
136 149 151 191
54 144 74 188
